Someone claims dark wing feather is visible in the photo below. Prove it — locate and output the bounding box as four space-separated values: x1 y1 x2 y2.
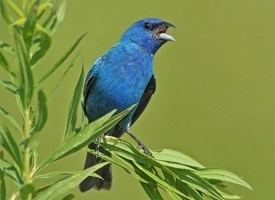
82 56 106 116
131 75 156 125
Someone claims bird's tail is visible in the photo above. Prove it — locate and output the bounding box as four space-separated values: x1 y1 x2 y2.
79 143 112 192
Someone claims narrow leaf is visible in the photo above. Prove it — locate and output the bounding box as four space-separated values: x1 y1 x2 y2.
39 33 86 83
0 152 6 200
47 0 66 33
196 169 252 190
0 80 18 94
19 183 35 200
14 32 34 109
63 66 84 140
62 194 74 200
36 105 134 174
33 90 47 133
0 107 21 131
89 149 148 183
0 0 13 24
23 0 39 51
134 162 188 198
33 162 109 200
49 52 80 96
218 190 241 199
10 17 26 28
37 2 53 20
174 169 223 200
35 171 74 179
0 41 15 55
153 149 204 169
0 124 23 170
0 157 23 185
140 182 164 200
56 0 66 25
30 30 51 65
5 0 24 17
0 50 9 72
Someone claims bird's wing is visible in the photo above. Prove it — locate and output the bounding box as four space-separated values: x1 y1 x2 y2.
82 57 105 115
131 75 156 125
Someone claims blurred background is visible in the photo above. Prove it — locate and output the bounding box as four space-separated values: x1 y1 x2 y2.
1 0 275 199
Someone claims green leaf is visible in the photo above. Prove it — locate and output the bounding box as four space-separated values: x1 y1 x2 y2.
0 0 13 24
173 178 203 200
5 0 24 17
0 80 18 94
157 160 196 171
88 149 148 183
63 66 84 141
33 184 51 198
37 2 53 19
56 0 66 25
196 169 252 190
153 149 204 169
0 41 15 55
33 90 47 133
14 32 34 109
101 138 223 200
133 162 189 199
20 183 35 200
35 171 74 179
35 107 128 174
0 171 5 200
23 0 39 51
49 52 80 96
0 107 21 131
102 137 179 174
173 169 223 200
140 182 164 200
46 0 66 34
0 152 6 200
218 190 241 199
162 170 195 200
39 33 86 83
0 157 23 185
42 11 56 32
30 30 51 65
33 162 109 200
0 50 9 72
10 17 26 28
62 194 74 200
0 124 23 170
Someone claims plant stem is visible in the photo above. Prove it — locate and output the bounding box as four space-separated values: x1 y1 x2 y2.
23 108 32 199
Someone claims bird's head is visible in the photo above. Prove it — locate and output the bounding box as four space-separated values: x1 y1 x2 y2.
121 18 175 54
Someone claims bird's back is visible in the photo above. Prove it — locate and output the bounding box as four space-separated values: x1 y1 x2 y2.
84 42 154 125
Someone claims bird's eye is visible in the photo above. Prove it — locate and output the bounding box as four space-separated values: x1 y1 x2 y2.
144 22 154 30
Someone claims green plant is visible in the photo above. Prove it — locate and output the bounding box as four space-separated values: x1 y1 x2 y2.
0 0 251 199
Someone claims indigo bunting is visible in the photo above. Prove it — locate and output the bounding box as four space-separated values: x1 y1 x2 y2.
80 18 175 192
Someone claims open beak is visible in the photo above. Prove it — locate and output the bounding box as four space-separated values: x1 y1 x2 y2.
156 22 176 42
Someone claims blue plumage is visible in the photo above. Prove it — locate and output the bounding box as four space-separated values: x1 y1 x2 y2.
84 42 153 126
80 18 175 192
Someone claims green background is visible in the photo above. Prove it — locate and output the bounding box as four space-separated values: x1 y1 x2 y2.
1 0 275 199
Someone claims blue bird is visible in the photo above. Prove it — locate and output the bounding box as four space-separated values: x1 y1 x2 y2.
79 18 175 192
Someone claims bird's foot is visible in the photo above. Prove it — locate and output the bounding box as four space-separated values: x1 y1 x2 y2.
125 131 153 157
137 142 153 157
94 135 105 154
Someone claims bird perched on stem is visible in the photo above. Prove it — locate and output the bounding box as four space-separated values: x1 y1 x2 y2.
80 18 175 192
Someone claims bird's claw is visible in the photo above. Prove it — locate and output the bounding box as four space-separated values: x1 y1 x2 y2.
137 142 153 157
125 130 153 157
94 135 105 155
